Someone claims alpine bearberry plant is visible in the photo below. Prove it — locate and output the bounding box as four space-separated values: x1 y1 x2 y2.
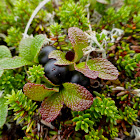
0 0 140 139
22 27 118 123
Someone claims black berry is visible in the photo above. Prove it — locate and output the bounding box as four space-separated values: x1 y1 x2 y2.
44 59 69 85
38 46 56 65
69 71 90 87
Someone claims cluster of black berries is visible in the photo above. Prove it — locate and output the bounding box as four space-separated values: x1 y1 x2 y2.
38 46 89 86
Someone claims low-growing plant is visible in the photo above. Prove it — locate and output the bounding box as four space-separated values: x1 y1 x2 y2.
119 106 138 125
0 27 119 126
85 128 108 140
57 0 89 30
5 90 38 132
27 65 45 84
72 95 120 138
1 0 140 139
105 125 119 139
72 112 94 133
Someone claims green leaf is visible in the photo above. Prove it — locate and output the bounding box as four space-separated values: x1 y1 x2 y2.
114 120 117 125
95 107 99 112
0 69 4 77
98 129 103 136
94 111 100 119
84 118 94 126
0 97 8 128
0 45 12 59
75 121 81 131
62 83 93 111
72 117 80 122
40 92 64 122
87 58 119 80
83 113 90 118
19 35 46 63
106 117 109 123
31 34 46 63
74 62 99 79
81 123 85 130
0 57 34 69
101 107 105 115
23 83 59 101
19 37 34 61
104 109 108 115
79 116 84 121
68 27 88 62
84 122 89 133
110 118 113 124
41 75 59 87
90 107 94 111
48 50 74 65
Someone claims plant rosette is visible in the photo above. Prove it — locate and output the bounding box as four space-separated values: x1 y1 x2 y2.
0 27 119 123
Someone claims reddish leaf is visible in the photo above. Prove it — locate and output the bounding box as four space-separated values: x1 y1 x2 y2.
74 62 99 79
41 75 59 87
23 83 58 101
87 58 119 80
40 92 64 122
68 27 88 62
62 82 93 111
48 50 74 65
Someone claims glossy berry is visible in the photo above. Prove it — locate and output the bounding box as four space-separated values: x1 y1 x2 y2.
69 71 90 87
38 46 56 65
44 59 69 85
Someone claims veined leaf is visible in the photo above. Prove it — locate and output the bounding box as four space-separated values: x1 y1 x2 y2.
62 82 93 111
68 27 88 62
19 35 46 63
40 92 64 122
87 58 119 80
23 83 59 101
0 97 8 128
31 34 46 63
49 50 74 65
19 37 34 61
41 75 59 87
0 57 34 69
0 45 12 59
74 62 99 79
